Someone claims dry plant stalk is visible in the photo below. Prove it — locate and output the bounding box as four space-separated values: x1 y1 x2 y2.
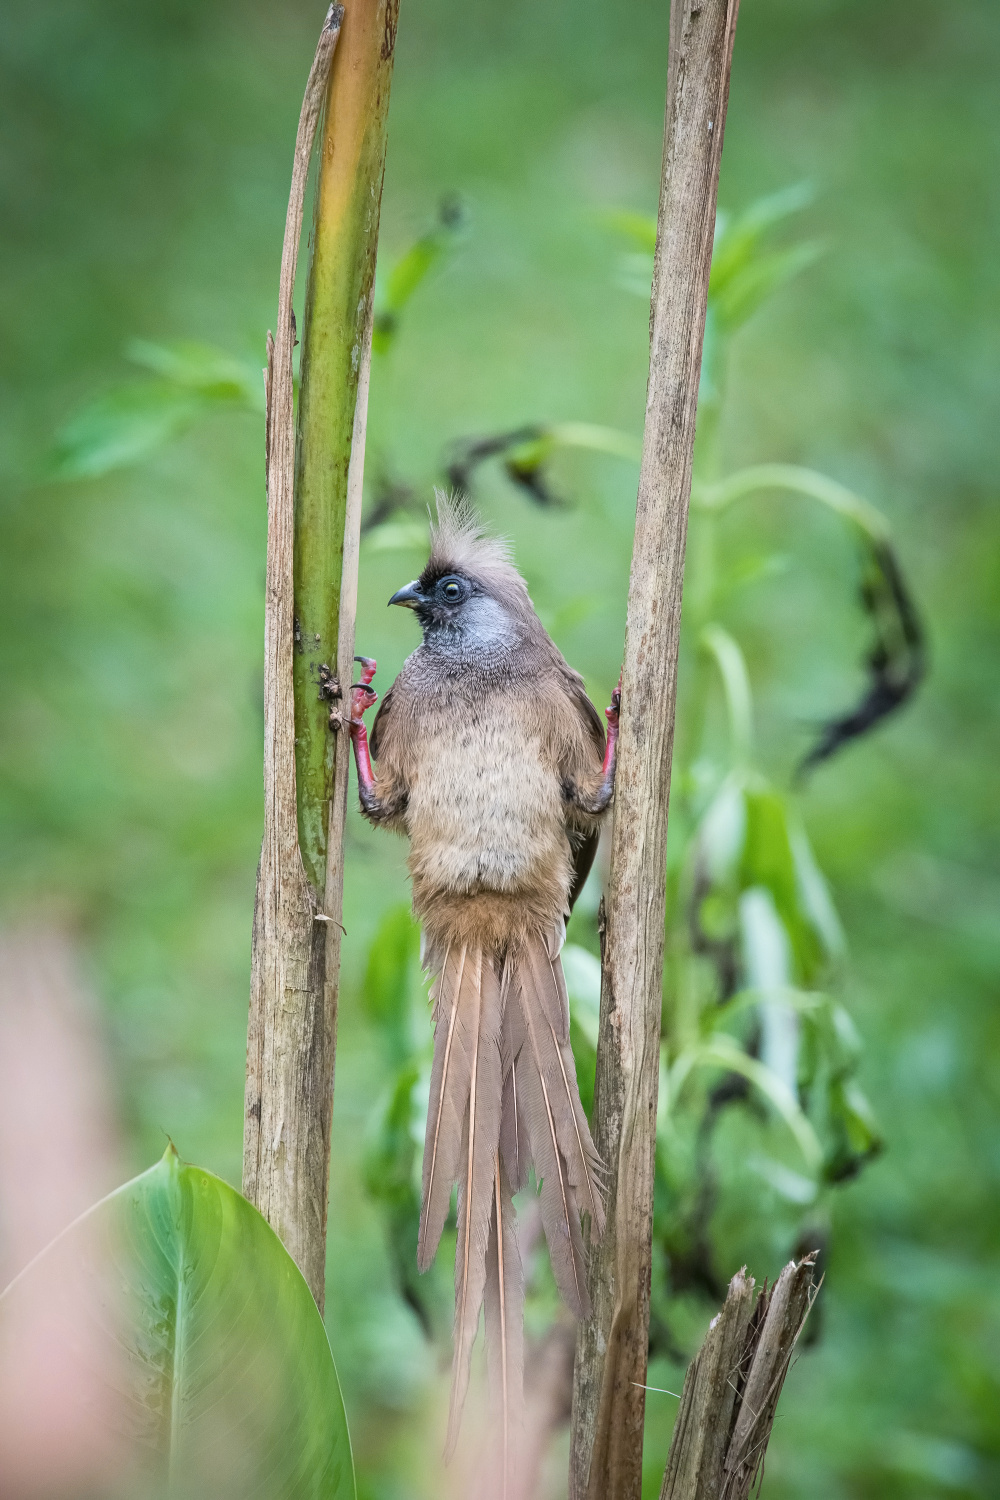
244 0 398 1309
570 2 742 1496
660 1257 818 1500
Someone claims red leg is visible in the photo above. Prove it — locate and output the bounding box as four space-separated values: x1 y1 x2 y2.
564 671 622 816
348 656 380 815
601 672 622 782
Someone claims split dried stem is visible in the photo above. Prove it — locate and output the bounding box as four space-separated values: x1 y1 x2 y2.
660 1256 818 1500
569 2 742 1495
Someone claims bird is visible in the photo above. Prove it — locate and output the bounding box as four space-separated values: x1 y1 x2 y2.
345 493 619 1478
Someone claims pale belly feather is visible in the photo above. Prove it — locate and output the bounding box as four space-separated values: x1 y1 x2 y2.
406 717 564 895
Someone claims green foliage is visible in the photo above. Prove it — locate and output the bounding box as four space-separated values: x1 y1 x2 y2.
359 906 450 1341
708 183 824 334
336 181 891 1441
47 201 462 485
0 1145 355 1500
361 902 424 1067
372 197 466 356
49 341 263 480
25 166 928 1493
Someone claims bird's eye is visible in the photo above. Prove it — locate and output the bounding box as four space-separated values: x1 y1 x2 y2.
439 577 464 602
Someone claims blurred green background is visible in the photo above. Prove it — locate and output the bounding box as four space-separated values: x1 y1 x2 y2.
1 0 998 1496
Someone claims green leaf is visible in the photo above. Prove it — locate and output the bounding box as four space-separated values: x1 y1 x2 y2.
789 821 846 961
126 339 265 409
363 1061 423 1207
0 1146 355 1500
708 181 815 300
372 198 465 355
671 1035 824 1174
548 421 643 464
695 777 747 886
700 624 754 766
363 519 434 553
692 463 891 545
604 208 657 253
49 341 264 481
747 1153 819 1206
711 240 824 332
563 941 602 1049
741 787 826 983
50 381 205 480
738 885 799 1093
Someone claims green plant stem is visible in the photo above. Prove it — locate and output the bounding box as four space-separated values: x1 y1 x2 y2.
693 462 890 542
294 0 400 891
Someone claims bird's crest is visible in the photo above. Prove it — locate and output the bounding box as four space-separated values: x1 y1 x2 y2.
425 491 531 610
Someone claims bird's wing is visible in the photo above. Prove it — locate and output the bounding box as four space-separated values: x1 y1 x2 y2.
550 662 605 909
556 661 606 759
568 829 600 913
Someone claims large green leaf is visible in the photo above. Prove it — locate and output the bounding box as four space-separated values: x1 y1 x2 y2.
0 1146 355 1500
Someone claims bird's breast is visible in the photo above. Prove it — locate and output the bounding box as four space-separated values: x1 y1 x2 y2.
405 713 565 895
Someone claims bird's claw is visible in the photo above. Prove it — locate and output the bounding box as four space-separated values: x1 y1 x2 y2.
349 656 378 727
354 655 377 686
605 671 623 728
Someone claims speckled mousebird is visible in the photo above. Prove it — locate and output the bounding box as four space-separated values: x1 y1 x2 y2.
343 493 620 1471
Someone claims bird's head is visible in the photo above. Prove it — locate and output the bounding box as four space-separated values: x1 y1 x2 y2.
387 493 537 658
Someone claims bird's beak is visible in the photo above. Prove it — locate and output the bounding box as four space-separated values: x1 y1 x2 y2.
388 580 424 609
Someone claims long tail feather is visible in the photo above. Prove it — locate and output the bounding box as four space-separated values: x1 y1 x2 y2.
483 1152 524 1498
418 926 605 1460
445 950 504 1457
514 999 589 1315
521 935 606 1235
419 944 476 1271
500 974 530 1193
